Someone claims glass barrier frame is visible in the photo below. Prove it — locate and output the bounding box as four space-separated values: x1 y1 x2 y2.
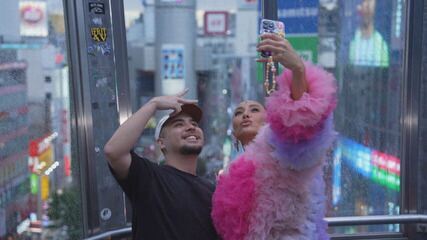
62 0 427 239
63 0 132 237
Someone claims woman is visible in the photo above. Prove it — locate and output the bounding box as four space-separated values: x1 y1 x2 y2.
211 33 337 239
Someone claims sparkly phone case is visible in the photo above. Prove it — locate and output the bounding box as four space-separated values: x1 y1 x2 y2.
259 19 285 57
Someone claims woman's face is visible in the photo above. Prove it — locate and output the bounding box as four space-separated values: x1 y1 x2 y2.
232 100 266 146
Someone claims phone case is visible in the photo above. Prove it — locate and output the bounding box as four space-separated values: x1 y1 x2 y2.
259 19 285 57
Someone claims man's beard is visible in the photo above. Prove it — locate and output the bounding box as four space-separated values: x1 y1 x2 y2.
179 145 202 155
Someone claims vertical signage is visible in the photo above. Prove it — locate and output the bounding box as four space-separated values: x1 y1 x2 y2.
161 44 185 95
41 175 49 201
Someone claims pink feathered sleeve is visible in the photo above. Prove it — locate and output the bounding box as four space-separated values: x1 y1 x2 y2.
266 61 337 170
267 61 336 142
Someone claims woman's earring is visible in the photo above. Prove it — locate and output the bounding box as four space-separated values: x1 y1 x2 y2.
233 137 244 152
234 138 240 152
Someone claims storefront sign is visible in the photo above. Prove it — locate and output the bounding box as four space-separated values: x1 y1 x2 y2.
204 11 228 36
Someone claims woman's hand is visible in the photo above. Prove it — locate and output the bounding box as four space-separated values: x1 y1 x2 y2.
256 33 304 72
256 33 308 99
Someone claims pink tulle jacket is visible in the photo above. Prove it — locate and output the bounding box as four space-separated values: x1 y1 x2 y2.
211 62 337 240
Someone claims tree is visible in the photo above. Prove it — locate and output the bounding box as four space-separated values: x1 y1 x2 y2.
47 187 82 239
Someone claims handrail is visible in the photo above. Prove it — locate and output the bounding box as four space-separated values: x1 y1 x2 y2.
84 215 427 239
326 214 427 226
84 227 132 240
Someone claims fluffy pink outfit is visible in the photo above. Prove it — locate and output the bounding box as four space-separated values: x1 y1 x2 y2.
212 62 337 240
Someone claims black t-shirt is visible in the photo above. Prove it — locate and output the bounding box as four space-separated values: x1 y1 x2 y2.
109 151 219 240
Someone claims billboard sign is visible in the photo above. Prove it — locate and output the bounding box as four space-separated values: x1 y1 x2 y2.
277 0 319 34
258 0 320 62
20 1 48 37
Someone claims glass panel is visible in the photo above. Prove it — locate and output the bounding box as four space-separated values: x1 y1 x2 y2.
0 1 82 239
418 4 427 214
328 0 405 234
123 0 407 236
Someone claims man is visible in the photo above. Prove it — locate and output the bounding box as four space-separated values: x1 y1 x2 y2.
104 89 218 239
349 0 389 67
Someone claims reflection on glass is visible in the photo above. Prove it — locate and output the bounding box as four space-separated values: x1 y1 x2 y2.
0 1 81 239
330 0 404 234
349 0 389 67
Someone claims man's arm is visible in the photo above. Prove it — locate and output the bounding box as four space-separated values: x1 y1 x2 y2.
104 89 196 179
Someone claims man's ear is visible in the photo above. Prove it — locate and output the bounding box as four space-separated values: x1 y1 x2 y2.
157 138 165 151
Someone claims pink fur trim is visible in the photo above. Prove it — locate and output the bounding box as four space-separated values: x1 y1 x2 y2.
266 61 337 143
212 156 257 240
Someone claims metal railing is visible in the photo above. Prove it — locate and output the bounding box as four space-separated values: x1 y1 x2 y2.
326 214 427 226
84 214 427 240
84 227 132 240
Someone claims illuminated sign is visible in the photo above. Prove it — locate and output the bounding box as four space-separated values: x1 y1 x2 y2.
339 136 400 191
41 175 49 201
332 146 342 205
28 133 58 175
16 218 30 234
64 155 71 177
30 174 38 194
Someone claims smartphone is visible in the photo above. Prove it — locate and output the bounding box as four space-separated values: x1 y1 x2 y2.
259 19 285 57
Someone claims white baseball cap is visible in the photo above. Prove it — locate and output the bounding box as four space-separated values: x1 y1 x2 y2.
154 104 203 140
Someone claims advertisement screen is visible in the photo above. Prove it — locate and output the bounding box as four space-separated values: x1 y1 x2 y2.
339 0 393 67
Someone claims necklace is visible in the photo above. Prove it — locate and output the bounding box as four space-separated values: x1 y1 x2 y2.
264 56 277 95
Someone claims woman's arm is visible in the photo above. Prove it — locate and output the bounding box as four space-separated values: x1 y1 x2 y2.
257 34 337 169
266 62 337 170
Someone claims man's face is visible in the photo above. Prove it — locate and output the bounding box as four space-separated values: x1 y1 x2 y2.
358 0 376 25
158 113 204 155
